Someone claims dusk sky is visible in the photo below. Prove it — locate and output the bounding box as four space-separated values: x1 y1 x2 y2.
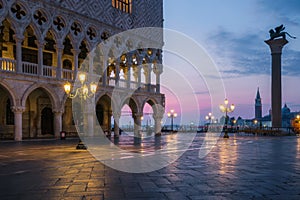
162 0 300 124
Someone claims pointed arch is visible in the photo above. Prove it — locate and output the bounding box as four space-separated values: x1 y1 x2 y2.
21 83 61 110
142 98 159 115
0 80 17 107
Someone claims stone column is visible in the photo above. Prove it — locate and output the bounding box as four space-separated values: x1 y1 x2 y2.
265 38 288 128
133 113 142 138
126 55 132 89
53 110 63 138
12 106 25 141
87 99 95 137
108 110 112 136
153 63 163 93
153 115 163 136
37 41 44 76
113 113 120 138
115 59 120 87
56 43 63 79
137 64 142 90
143 63 152 92
87 113 94 137
102 59 109 87
89 49 95 74
72 48 80 79
14 35 24 73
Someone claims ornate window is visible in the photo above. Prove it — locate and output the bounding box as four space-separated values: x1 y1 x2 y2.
112 0 132 13
6 99 14 125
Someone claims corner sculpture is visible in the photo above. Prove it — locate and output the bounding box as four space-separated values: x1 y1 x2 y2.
269 24 296 40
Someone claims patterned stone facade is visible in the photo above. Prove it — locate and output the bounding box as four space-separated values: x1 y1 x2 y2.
0 0 164 140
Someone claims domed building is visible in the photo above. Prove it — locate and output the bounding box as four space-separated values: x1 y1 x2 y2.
282 103 291 127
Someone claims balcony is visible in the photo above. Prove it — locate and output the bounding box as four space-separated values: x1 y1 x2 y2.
0 58 158 93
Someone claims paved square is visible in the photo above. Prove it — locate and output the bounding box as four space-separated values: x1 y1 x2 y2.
1 134 300 200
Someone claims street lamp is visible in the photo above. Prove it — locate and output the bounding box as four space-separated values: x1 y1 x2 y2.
167 109 177 132
63 72 98 149
64 72 98 100
253 119 258 128
205 112 215 124
219 98 235 138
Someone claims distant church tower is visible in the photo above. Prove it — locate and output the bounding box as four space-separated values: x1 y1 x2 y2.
255 88 262 119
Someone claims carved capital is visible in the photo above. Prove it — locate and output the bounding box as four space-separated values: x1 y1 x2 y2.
265 38 288 54
13 34 24 43
71 48 81 56
133 112 143 120
52 109 64 115
11 106 26 113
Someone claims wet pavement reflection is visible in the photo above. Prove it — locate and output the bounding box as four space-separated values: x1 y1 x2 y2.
0 133 300 199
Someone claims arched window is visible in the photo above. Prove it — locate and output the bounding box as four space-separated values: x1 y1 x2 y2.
6 99 14 125
63 59 72 70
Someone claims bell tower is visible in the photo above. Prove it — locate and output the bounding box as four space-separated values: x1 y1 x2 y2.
255 87 262 119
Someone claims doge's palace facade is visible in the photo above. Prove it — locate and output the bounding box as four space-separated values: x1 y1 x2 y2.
0 0 165 141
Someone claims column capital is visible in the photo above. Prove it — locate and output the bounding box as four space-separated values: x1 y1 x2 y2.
55 43 64 51
52 109 64 115
71 48 81 56
13 34 24 43
11 106 26 113
153 63 163 75
133 112 143 119
36 40 45 48
265 38 288 54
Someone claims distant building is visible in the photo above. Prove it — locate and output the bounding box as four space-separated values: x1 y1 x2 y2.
260 103 299 127
255 87 262 119
236 89 299 128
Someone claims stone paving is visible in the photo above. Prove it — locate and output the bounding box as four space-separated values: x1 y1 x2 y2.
0 133 300 200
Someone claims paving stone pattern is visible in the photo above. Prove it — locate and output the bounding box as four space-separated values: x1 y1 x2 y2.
0 134 300 200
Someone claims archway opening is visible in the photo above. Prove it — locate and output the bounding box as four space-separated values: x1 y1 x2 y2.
0 84 15 139
96 95 112 135
41 107 54 135
142 101 155 137
24 88 54 138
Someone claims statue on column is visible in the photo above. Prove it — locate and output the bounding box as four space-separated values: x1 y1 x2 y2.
268 24 296 40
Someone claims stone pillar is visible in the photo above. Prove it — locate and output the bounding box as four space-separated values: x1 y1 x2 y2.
137 64 142 90
37 41 44 76
89 49 95 74
265 38 288 128
153 63 163 93
14 35 24 73
12 106 25 141
107 110 112 136
126 55 132 89
143 63 152 92
115 59 120 87
72 48 80 79
53 110 63 138
133 113 142 138
56 43 63 79
87 113 94 137
102 59 109 86
113 113 120 138
153 116 163 136
87 99 95 137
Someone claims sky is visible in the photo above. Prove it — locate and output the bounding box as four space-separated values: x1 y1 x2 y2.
161 0 300 124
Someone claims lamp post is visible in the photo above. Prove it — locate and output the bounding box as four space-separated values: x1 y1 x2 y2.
205 112 214 124
64 72 97 100
219 98 235 138
167 109 177 132
63 72 98 149
253 119 258 128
